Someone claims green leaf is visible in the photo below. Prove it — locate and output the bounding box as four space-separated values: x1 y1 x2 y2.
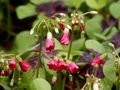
100 78 113 90
54 38 63 50
103 59 117 82
94 33 107 41
64 0 84 9
14 31 36 53
106 27 117 39
109 2 120 19
28 78 51 90
0 83 12 90
30 0 54 5
72 38 85 50
85 15 103 39
16 3 36 19
85 40 105 53
85 0 107 10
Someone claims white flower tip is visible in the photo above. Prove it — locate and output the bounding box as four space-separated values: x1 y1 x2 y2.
47 32 53 39
59 13 66 16
54 27 59 34
30 29 34 35
90 11 98 14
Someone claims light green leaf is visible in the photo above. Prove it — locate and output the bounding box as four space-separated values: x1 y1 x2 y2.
30 0 53 5
64 0 84 9
103 59 117 82
109 2 120 19
85 40 105 53
16 3 36 19
15 31 36 53
54 38 63 50
100 78 113 90
85 0 107 10
28 78 51 90
85 15 103 39
72 38 85 50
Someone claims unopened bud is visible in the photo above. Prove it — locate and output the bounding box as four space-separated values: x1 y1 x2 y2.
108 43 115 48
90 11 98 14
54 27 59 34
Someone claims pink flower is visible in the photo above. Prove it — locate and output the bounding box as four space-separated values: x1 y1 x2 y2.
47 59 58 71
57 60 67 72
45 32 54 51
67 62 79 74
8 60 16 70
19 61 30 72
60 28 70 45
91 57 103 66
59 22 65 30
1 70 9 76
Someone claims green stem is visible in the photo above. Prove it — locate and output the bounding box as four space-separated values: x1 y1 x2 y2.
36 34 43 78
67 31 73 60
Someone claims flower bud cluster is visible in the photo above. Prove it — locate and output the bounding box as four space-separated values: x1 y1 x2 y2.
47 59 79 74
0 60 30 77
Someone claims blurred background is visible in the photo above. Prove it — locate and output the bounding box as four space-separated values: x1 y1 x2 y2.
0 0 120 54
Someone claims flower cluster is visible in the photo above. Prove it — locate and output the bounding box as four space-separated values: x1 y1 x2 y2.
0 60 30 77
47 59 79 74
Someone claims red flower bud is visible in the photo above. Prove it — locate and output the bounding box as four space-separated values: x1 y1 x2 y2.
8 60 16 70
91 57 103 66
47 59 58 71
67 63 79 74
60 28 70 45
80 24 85 31
57 60 67 72
19 61 30 72
59 22 65 30
1 70 9 76
45 32 54 51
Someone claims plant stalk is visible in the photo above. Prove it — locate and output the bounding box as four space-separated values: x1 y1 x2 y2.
36 34 44 78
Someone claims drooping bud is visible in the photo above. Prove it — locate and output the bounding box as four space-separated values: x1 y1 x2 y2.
45 32 54 51
59 22 65 30
67 62 79 74
47 59 58 71
80 24 85 31
54 27 59 34
91 57 103 66
19 61 30 72
8 60 16 70
1 69 9 76
60 28 70 45
57 60 67 72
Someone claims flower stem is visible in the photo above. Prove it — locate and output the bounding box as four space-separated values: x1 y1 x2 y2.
67 30 73 60
36 33 44 78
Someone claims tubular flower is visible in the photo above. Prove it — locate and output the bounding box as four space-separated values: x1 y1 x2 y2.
19 61 30 72
57 60 67 71
59 22 65 30
8 60 16 70
80 24 85 31
60 28 70 45
67 62 79 74
47 59 58 71
91 57 103 66
45 32 54 51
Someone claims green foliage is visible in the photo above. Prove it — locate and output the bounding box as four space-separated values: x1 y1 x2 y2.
85 0 107 10
85 39 105 53
85 15 103 39
103 59 117 82
109 2 120 19
13 31 36 53
16 4 36 19
28 78 51 90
